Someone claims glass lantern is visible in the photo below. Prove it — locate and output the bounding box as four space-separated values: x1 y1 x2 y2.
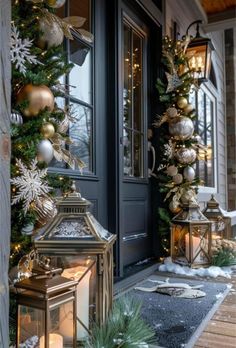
34 182 116 343
15 268 77 348
202 195 231 240
171 202 212 267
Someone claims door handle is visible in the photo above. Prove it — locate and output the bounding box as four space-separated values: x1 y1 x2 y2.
148 140 156 177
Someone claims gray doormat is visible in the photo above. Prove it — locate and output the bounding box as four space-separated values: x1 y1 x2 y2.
124 275 231 348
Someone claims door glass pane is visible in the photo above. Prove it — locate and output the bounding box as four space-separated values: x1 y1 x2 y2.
123 24 132 129
134 132 143 177
69 103 92 173
206 96 213 186
123 128 132 176
69 40 92 104
133 31 142 131
122 19 144 178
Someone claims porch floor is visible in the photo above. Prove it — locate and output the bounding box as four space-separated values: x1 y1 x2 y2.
151 270 236 348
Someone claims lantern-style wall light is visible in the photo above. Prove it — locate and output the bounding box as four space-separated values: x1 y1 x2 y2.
15 266 77 348
185 20 214 83
202 195 231 240
171 202 212 267
34 183 116 343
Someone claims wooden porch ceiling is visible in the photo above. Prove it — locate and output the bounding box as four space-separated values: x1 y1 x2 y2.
201 0 236 15
200 0 236 31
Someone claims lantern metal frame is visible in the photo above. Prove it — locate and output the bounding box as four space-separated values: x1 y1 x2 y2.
15 267 77 348
34 183 116 334
185 20 215 84
203 195 231 239
171 202 212 268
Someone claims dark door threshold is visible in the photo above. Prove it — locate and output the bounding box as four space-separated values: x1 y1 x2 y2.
114 262 160 296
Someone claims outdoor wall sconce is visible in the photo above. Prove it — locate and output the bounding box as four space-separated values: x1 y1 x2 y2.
202 195 231 240
185 20 214 83
34 182 116 343
15 265 77 348
171 202 212 267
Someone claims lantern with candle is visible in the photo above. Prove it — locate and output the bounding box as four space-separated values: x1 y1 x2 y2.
34 182 116 343
203 195 231 240
171 201 212 267
15 263 77 348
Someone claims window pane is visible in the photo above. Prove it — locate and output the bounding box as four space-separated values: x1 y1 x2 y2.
197 89 205 139
69 103 93 173
123 24 132 129
133 31 142 131
69 40 92 104
206 96 213 186
70 0 91 31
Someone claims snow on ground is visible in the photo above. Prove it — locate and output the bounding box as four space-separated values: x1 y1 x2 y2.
159 257 234 278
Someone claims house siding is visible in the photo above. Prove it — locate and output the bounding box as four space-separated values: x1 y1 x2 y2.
164 0 228 210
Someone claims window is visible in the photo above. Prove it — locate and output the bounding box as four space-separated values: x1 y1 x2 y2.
53 0 94 175
122 17 146 178
189 86 216 188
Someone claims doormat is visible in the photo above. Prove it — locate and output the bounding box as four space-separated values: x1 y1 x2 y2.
122 275 231 348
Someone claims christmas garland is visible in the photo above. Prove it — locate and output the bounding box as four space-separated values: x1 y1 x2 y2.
154 36 206 253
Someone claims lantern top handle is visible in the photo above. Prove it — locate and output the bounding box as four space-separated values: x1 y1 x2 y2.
186 20 203 38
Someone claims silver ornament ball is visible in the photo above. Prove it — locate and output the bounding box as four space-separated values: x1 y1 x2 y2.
183 166 195 182
11 111 23 125
167 165 178 177
47 0 66 8
175 147 197 164
169 116 194 140
37 139 54 164
21 223 34 236
166 107 178 118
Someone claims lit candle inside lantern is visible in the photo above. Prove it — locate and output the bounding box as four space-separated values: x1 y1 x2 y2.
185 234 201 263
61 266 91 340
39 333 63 348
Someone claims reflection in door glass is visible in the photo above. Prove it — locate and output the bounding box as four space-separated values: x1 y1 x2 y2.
123 19 144 178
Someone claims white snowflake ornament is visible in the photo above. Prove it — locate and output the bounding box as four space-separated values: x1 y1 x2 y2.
11 23 42 75
11 158 52 214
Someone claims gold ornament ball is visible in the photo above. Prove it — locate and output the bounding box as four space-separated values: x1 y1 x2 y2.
40 122 55 138
17 84 54 118
184 103 194 114
34 195 57 227
169 201 181 214
177 97 188 109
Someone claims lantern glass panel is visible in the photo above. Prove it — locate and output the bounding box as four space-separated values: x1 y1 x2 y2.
49 255 97 341
18 305 45 347
187 43 208 80
172 224 210 266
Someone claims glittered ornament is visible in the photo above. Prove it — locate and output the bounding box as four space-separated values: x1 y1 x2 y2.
37 139 54 163
46 0 66 8
11 110 23 125
165 72 182 93
173 173 183 184
183 166 195 182
169 116 194 140
33 195 57 227
184 103 194 114
17 84 54 117
175 147 197 164
167 165 178 177
166 107 178 118
37 18 64 49
169 201 181 214
40 122 55 139
177 97 188 109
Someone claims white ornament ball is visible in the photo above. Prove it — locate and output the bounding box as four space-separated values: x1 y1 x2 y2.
169 116 194 140
37 139 54 164
166 107 178 118
11 111 23 125
175 147 197 164
167 165 178 177
183 166 195 182
38 18 64 49
192 134 203 144
173 173 183 184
